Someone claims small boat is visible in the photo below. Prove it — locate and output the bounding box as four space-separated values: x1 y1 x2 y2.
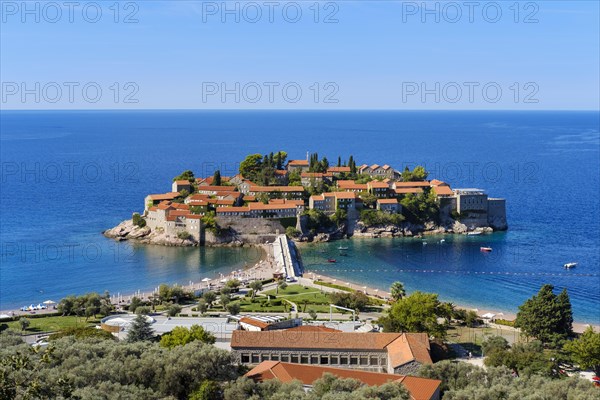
338 246 349 251
422 241 427 246
467 232 482 236
563 262 577 269
327 258 337 263
480 247 493 252
439 239 445 244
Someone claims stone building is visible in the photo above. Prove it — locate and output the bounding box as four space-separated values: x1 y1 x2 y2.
145 201 202 241
230 330 432 375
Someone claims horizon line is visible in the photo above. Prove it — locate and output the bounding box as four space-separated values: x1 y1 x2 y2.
1 108 599 112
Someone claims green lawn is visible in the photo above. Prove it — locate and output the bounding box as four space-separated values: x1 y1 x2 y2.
4 315 99 333
238 285 333 313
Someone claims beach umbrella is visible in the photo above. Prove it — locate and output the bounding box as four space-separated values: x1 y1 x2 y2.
43 300 56 305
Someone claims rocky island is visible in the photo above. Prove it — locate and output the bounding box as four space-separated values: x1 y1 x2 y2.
104 151 507 246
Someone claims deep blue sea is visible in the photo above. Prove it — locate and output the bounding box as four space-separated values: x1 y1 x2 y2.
1 111 598 324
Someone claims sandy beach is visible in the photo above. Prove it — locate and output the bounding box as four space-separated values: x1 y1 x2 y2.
308 270 598 334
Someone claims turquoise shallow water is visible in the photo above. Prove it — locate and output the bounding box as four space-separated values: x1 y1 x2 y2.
1 110 598 323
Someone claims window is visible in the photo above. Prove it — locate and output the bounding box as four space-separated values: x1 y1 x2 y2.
271 354 279 361
380 358 387 366
330 356 339 365
340 356 348 365
301 355 309 364
241 354 250 363
360 357 368 366
350 357 358 365
310 355 319 364
291 354 299 363
251 354 259 363
281 355 289 362
261 354 269 362
370 356 378 366
320 356 329 365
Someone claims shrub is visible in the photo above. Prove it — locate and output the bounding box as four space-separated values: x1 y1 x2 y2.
177 231 192 240
132 213 146 228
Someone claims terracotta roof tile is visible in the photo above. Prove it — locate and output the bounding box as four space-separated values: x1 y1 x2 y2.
432 186 453 196
288 160 309 166
394 181 431 187
249 186 305 192
395 188 424 194
246 362 441 400
231 331 401 351
327 167 351 173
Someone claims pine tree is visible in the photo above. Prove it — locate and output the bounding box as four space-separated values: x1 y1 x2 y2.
515 284 571 344
556 288 573 337
337 156 341 167
127 314 154 342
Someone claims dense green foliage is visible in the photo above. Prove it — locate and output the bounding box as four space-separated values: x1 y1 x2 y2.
329 291 370 312
401 166 428 182
483 339 562 377
49 327 115 341
0 334 238 400
564 326 600 375
379 291 448 338
223 374 411 400
515 284 573 345
359 210 404 227
57 292 113 321
390 281 406 301
418 361 599 399
308 153 329 173
213 170 222 186
303 209 335 232
399 189 439 224
239 151 287 184
160 325 216 349
132 212 146 228
173 170 195 182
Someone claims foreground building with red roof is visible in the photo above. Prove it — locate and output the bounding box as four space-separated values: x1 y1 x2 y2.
246 361 441 400
231 330 433 375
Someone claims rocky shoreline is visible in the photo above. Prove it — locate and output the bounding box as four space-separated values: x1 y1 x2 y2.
295 219 499 243
104 218 502 247
103 219 246 248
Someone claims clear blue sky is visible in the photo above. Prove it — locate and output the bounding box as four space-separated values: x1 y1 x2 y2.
1 1 598 110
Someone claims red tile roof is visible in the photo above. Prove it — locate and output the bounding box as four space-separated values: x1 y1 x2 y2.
394 181 431 187
301 172 324 178
333 191 357 200
368 181 390 189
249 186 305 193
327 167 351 173
148 192 180 201
378 199 398 204
174 180 191 185
245 362 441 400
197 185 237 192
395 188 424 194
284 325 341 333
432 186 453 196
288 160 309 166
